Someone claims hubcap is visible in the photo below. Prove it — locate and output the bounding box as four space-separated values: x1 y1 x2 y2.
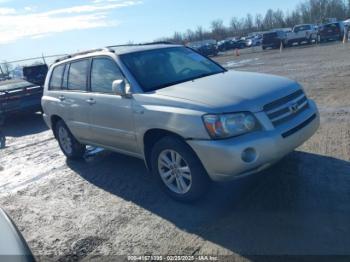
158 149 192 194
58 126 72 155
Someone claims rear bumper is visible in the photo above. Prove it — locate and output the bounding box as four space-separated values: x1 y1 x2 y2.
320 34 341 41
188 100 319 181
42 113 51 129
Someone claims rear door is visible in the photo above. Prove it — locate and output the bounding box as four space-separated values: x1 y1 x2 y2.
86 57 138 153
53 59 93 142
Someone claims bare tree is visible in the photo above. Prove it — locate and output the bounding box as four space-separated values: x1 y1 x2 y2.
244 14 254 33
1 62 12 76
195 26 204 41
172 31 183 44
255 14 264 31
264 9 274 29
164 0 349 44
211 19 227 40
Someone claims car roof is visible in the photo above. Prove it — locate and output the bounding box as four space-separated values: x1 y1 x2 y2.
52 44 182 67
294 24 313 27
323 21 341 25
110 44 182 55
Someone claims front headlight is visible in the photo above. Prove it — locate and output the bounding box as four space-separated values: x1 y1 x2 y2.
202 112 259 139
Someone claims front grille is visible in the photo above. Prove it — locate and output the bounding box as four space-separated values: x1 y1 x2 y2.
264 89 309 126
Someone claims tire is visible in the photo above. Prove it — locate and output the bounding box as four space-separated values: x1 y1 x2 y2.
55 120 85 160
151 136 211 202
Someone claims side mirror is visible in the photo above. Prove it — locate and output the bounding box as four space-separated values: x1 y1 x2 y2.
112 79 131 97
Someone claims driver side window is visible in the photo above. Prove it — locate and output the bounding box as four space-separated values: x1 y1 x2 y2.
91 58 123 94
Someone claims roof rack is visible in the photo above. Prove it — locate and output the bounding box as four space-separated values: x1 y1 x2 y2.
54 42 175 63
106 41 174 49
54 47 114 63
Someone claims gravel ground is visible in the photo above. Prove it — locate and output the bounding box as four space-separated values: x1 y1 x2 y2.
0 42 349 261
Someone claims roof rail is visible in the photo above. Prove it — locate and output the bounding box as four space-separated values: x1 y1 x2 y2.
54 47 114 63
106 41 175 49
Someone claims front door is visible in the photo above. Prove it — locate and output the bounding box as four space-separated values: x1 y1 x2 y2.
87 57 138 154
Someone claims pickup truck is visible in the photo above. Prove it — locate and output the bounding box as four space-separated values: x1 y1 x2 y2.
0 64 47 124
0 79 43 123
284 24 318 46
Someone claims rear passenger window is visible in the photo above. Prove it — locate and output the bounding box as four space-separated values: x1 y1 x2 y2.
91 58 123 93
49 64 65 90
67 60 89 91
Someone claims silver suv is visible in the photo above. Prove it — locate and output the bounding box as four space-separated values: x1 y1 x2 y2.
42 44 319 201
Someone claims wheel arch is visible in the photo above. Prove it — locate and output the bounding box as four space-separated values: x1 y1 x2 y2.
143 128 187 171
50 115 64 139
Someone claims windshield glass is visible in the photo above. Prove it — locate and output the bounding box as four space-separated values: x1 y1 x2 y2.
294 25 311 32
120 47 225 92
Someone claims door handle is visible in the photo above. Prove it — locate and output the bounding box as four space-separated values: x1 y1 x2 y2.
86 98 96 105
58 95 65 101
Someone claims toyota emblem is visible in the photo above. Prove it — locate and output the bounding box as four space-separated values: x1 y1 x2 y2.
289 103 299 114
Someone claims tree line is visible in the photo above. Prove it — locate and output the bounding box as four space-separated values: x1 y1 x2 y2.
160 0 350 44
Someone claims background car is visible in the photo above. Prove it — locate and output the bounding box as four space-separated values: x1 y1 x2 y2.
262 30 287 49
285 24 318 46
0 208 35 261
0 79 43 123
245 35 262 47
187 39 218 56
217 38 246 52
318 21 344 42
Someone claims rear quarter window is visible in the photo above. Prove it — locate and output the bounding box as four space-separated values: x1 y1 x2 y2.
49 64 65 90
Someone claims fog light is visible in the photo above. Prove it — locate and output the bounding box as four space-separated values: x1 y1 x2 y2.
241 148 257 163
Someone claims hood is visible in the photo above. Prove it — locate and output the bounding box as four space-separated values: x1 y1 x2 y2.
156 70 301 112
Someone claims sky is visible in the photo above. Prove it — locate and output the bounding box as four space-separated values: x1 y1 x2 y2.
0 0 301 63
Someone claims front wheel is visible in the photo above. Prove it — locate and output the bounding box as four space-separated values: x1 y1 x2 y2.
151 136 211 202
55 120 85 160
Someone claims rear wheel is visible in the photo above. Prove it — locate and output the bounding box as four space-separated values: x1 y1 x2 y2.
151 136 211 202
55 120 85 159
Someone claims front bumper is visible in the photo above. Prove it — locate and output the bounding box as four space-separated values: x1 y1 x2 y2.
188 100 320 181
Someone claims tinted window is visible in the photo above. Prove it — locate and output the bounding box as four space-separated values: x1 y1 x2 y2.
91 58 123 93
49 64 65 90
67 60 89 91
120 47 224 92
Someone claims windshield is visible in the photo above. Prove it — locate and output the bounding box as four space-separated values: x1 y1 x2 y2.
120 47 225 92
294 25 311 32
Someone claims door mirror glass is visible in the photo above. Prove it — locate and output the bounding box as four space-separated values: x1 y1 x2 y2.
112 79 126 96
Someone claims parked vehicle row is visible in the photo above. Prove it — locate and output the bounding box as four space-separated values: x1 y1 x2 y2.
262 21 348 50
217 38 246 52
187 40 218 56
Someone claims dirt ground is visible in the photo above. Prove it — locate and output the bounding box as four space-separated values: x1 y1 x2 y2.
0 42 350 261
